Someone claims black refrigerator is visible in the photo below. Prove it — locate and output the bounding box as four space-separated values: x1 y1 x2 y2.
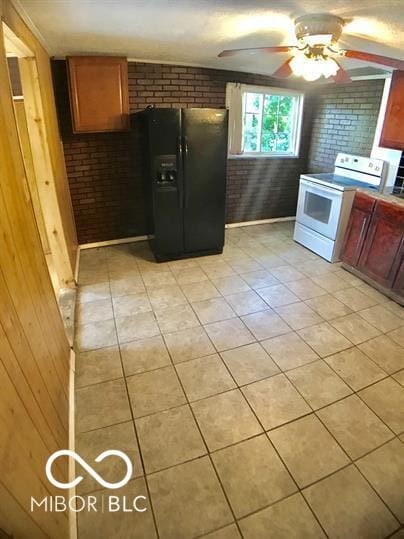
139 107 228 261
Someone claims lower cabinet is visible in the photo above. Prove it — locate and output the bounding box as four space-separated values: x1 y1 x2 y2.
341 192 404 302
340 193 376 267
392 250 404 297
358 200 404 288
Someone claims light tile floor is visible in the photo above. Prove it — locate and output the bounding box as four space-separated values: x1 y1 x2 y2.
74 221 404 539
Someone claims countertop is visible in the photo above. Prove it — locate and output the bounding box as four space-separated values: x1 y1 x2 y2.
357 188 404 208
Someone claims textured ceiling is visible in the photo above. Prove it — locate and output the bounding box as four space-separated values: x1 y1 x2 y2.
17 0 404 75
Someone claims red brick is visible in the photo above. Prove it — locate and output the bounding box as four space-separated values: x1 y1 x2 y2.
52 58 316 244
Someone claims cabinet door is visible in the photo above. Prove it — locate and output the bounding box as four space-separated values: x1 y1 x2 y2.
340 193 376 267
380 70 404 150
392 246 404 299
67 56 129 133
358 201 404 287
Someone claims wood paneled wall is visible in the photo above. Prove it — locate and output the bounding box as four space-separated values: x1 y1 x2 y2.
14 100 51 256
3 0 78 286
0 1 74 537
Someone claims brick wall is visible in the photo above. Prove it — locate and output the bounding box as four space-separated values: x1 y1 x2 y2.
53 60 313 244
308 79 384 173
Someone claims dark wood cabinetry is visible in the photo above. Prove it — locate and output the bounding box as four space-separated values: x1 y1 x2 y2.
380 70 404 150
392 246 404 297
358 201 404 287
341 192 404 304
341 193 376 267
67 56 129 133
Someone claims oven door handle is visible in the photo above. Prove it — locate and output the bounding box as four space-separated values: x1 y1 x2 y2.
300 178 343 197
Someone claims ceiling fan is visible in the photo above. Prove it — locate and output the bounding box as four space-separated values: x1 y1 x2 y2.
218 13 404 83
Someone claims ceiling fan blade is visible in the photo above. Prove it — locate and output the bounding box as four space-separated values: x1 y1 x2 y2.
343 50 404 70
272 57 293 78
332 61 352 84
218 46 294 58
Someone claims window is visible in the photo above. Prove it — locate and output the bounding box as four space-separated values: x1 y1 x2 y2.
226 83 304 157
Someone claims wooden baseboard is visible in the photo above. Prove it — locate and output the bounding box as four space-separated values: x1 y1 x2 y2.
79 218 296 250
225 216 295 228
80 235 149 250
74 248 80 285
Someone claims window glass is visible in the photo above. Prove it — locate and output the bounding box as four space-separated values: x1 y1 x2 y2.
243 93 263 152
242 89 302 156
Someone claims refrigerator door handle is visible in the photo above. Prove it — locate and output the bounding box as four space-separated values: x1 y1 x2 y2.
183 136 189 209
177 135 184 209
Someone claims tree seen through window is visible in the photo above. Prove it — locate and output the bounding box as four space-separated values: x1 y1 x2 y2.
243 91 295 154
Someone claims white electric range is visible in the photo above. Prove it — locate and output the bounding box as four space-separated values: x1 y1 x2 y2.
294 153 387 263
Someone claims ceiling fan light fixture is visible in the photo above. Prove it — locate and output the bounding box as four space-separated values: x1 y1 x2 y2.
301 33 333 47
219 11 404 82
290 53 339 81
294 13 345 45
321 57 340 78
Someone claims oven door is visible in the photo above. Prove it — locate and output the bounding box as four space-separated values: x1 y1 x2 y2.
296 179 343 240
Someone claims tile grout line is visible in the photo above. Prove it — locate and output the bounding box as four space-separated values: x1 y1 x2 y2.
157 322 245 538
280 341 403 448
76 287 404 360
76 229 404 536
305 340 404 444
187 263 404 531
107 253 161 539
74 325 403 391
182 297 325 529
75 334 404 438
133 250 243 538
74 385 404 442
174 298 256 538
281 362 402 529
211 332 330 537
77 254 403 354
75 325 404 436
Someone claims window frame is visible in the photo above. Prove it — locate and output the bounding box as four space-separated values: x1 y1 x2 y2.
234 84 304 159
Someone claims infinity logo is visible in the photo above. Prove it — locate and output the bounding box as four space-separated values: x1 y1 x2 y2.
46 450 133 490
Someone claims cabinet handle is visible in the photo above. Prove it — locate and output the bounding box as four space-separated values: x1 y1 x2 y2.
353 218 368 267
359 219 367 239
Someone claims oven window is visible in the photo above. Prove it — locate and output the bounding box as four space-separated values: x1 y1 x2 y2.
304 192 332 224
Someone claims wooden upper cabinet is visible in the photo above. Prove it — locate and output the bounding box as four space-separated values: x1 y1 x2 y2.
380 70 404 150
67 56 129 133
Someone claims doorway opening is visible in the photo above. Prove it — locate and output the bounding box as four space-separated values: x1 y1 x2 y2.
3 22 76 343
6 55 60 291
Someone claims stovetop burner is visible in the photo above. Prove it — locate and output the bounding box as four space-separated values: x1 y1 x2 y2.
303 172 378 190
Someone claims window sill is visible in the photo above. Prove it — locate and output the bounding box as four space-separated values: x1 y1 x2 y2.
228 154 300 160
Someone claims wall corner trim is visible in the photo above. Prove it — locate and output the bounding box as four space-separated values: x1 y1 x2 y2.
68 348 77 539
